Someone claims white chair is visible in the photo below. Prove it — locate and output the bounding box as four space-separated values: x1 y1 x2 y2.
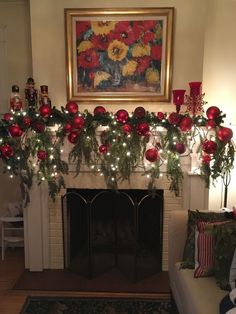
1 202 24 260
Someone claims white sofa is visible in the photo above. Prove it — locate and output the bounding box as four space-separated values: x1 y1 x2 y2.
168 210 227 314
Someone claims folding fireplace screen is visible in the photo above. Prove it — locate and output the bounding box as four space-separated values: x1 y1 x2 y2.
62 189 163 282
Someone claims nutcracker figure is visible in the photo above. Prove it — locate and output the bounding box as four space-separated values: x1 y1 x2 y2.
25 77 38 111
10 85 23 111
39 85 51 107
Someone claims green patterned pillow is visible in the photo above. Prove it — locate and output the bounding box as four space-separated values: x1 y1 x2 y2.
213 221 236 290
181 209 229 269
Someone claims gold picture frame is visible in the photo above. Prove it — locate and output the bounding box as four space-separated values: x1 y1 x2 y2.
65 7 174 102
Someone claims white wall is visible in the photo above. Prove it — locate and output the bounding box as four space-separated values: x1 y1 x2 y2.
203 0 236 210
29 0 207 113
0 0 32 214
0 0 32 113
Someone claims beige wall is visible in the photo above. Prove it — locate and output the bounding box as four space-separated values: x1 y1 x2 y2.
29 0 207 113
203 0 236 210
0 0 32 112
0 0 31 214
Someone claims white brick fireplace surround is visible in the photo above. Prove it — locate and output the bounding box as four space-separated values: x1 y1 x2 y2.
23 154 209 272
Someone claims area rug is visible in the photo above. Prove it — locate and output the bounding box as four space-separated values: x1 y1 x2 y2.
20 296 178 314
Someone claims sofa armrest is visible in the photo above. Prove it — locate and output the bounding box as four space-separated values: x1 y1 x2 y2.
168 210 188 273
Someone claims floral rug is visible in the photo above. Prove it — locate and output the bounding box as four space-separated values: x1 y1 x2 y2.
20 296 178 314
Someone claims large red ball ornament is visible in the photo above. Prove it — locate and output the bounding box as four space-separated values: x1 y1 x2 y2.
32 121 46 133
94 106 106 115
63 123 73 133
37 150 48 160
179 116 193 132
65 101 78 115
0 144 13 158
202 154 211 165
39 104 52 118
115 109 129 124
2 113 12 122
23 116 32 127
99 144 108 154
202 140 217 154
134 106 146 118
206 119 216 130
175 143 186 154
157 112 165 120
168 112 182 125
136 122 150 136
145 148 159 162
8 124 23 137
206 106 221 120
122 124 132 134
217 127 233 143
72 116 85 129
68 130 79 144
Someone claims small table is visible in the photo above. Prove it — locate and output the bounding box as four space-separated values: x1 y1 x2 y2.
0 216 24 260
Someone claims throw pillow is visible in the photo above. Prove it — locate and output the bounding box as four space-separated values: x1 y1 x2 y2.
194 220 229 278
229 249 236 290
214 221 236 290
181 209 229 269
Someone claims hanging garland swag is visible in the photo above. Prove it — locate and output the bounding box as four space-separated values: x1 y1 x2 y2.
0 102 234 200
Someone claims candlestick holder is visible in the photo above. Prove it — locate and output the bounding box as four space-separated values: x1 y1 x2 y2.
172 89 186 113
185 82 207 116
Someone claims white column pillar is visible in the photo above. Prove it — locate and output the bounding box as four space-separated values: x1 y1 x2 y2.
24 179 49 271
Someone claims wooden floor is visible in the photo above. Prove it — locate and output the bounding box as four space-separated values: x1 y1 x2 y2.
0 248 171 314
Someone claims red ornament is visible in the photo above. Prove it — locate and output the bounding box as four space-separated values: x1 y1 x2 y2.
2 113 12 122
206 120 216 130
217 127 233 143
168 112 182 125
65 101 78 115
68 130 79 144
179 116 193 132
94 106 106 115
202 154 211 165
8 124 23 137
72 116 85 129
145 148 159 162
157 112 165 120
134 106 146 118
136 122 150 136
206 106 221 120
115 109 129 124
22 116 32 127
99 144 108 154
202 140 217 154
0 144 13 158
37 150 48 160
39 104 52 118
174 143 186 154
122 124 132 134
63 123 73 133
32 121 46 133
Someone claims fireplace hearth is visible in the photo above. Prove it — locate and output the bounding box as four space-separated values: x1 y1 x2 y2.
62 189 163 282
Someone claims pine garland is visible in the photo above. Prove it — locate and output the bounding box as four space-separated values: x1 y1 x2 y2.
0 104 235 200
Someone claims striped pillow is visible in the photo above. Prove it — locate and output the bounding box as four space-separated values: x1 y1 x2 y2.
194 220 227 278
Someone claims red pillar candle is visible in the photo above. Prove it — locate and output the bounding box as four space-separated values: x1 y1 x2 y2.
189 82 202 98
172 89 186 113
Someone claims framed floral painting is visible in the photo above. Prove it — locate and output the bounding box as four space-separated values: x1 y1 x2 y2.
65 8 174 102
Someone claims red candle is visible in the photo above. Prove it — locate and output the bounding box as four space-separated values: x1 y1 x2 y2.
172 89 186 113
189 82 202 98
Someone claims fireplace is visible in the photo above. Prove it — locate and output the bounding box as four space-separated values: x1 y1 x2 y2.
23 160 209 272
62 189 163 282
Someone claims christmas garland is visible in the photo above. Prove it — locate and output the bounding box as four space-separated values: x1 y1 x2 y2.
0 103 234 200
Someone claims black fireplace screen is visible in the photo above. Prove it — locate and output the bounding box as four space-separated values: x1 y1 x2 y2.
62 189 163 282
